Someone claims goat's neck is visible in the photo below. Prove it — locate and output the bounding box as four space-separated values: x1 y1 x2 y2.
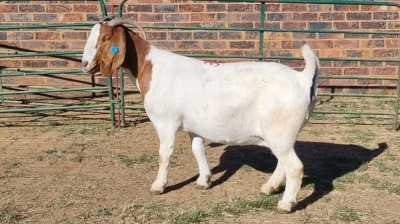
124 31 152 98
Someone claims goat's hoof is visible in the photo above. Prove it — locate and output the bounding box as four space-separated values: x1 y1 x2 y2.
195 182 212 190
150 190 164 195
277 200 296 214
196 175 212 190
150 182 165 195
260 185 277 195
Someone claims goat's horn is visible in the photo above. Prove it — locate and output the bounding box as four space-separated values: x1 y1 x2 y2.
107 18 147 40
99 17 109 23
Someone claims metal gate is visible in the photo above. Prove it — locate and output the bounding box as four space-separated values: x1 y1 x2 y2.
1 0 399 128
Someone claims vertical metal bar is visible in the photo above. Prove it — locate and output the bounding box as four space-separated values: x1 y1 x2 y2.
393 63 400 130
119 68 126 126
0 75 4 104
98 0 108 17
259 2 266 61
107 77 116 126
118 0 128 18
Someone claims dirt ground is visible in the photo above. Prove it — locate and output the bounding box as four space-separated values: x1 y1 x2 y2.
0 108 400 223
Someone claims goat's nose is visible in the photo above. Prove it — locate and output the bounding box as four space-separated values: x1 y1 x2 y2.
82 61 89 72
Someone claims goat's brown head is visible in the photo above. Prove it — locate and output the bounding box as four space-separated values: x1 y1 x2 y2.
82 19 146 77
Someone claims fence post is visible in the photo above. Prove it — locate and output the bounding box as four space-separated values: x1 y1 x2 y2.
119 68 126 126
107 77 116 126
394 63 400 130
258 2 266 61
0 71 3 104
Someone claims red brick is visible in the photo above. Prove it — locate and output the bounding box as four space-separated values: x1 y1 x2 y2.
333 61 359 67
346 12 372 20
21 41 45 50
344 68 369 76
308 4 332 12
9 14 31 22
282 41 304 49
164 14 189 22
219 32 243 40
334 22 359 29
36 32 60 40
206 4 226 12
70 41 87 50
230 41 255 49
22 60 48 68
319 49 345 58
309 40 334 49
202 41 227 49
334 40 360 49
190 13 215 22
321 68 343 76
0 60 22 68
8 32 34 40
62 32 87 40
370 67 397 76
264 4 280 12
293 13 318 21
19 5 45 12
320 12 345 20
282 22 306 29
386 39 400 48
373 49 398 58
388 21 400 29
139 14 164 22
33 14 58 22
319 33 344 39
216 13 241 21
73 5 99 12
61 14 85 22
177 41 200 49
46 5 72 13
179 4 204 12
282 4 307 12
47 41 70 50
334 5 359 11
228 4 253 12
0 5 18 13
361 22 386 29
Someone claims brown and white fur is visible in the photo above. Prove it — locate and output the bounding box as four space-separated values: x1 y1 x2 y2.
82 18 320 213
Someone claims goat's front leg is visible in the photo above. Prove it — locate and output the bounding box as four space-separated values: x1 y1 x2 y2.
150 128 177 195
189 133 212 190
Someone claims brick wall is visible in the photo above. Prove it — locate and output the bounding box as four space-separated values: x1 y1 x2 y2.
0 0 399 93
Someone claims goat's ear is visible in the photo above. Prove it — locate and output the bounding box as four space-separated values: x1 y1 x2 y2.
100 26 126 77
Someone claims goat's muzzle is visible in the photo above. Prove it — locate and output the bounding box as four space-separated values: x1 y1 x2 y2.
82 61 100 75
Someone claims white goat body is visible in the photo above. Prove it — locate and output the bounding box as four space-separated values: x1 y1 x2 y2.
82 19 320 213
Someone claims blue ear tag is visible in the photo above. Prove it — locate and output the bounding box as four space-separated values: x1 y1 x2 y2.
111 45 119 54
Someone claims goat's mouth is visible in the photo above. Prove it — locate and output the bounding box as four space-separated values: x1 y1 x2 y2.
84 63 100 75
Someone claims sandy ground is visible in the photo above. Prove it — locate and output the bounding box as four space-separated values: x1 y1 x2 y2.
0 109 399 223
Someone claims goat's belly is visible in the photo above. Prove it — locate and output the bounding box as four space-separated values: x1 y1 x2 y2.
181 119 264 145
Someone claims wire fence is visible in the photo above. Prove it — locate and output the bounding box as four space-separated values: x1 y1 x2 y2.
0 0 399 128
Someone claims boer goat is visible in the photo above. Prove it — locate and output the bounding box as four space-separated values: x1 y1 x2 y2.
82 18 320 213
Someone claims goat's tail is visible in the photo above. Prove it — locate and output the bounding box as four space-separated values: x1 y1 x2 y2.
300 44 320 120
300 44 319 83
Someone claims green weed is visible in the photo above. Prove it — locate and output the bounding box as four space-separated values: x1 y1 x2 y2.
330 206 359 222
113 154 134 167
71 154 84 163
170 208 207 224
0 204 24 223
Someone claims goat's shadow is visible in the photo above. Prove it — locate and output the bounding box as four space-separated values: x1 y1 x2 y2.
165 141 386 212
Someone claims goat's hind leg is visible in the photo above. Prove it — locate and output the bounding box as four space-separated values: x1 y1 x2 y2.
189 133 212 190
275 148 303 213
262 140 303 213
261 160 285 195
